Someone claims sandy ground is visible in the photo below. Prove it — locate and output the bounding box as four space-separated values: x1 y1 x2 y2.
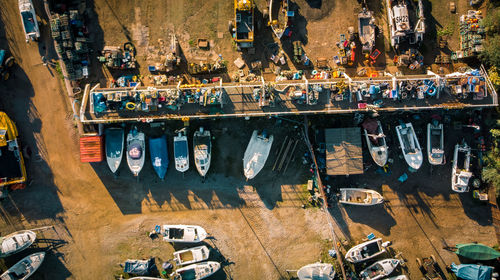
0 0 497 280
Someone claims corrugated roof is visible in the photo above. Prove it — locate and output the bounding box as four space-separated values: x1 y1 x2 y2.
325 127 363 175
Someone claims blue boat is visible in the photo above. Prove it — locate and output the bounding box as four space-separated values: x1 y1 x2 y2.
451 263 494 280
149 135 168 180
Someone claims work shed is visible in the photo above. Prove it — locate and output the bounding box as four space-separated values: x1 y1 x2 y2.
325 127 363 176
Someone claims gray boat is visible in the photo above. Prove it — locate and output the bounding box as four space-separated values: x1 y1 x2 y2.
193 127 211 178
358 8 376 53
105 128 124 174
126 127 145 177
0 252 45 280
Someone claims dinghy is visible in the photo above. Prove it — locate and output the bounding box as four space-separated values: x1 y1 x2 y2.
18 0 40 42
105 127 124 174
193 127 211 178
0 252 45 280
339 188 384 206
174 245 210 266
174 129 189 173
269 0 290 39
123 258 154 276
0 230 36 258
126 127 145 176
427 120 445 165
297 263 335 280
395 122 423 170
345 238 390 263
149 135 168 180
362 119 388 167
359 258 399 280
171 261 220 280
243 130 274 180
451 142 472 193
160 225 207 243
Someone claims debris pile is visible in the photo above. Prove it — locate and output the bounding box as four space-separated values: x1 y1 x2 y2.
455 10 485 59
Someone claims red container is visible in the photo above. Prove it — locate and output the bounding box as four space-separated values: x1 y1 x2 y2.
80 136 104 162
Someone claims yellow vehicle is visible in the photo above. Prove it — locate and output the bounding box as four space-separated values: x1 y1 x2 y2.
0 112 27 190
230 0 254 50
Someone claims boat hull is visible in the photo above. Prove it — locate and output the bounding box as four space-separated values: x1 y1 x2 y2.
451 143 472 193
360 259 399 280
174 261 220 280
126 129 145 176
105 128 124 174
269 0 289 39
339 188 384 206
345 238 385 263
174 132 189 173
19 0 40 42
427 123 445 165
363 120 388 167
149 136 168 180
1 252 45 280
243 130 274 180
297 262 335 280
160 225 207 243
396 122 423 170
193 129 211 177
0 230 36 258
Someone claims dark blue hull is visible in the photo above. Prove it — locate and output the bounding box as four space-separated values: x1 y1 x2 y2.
149 135 168 179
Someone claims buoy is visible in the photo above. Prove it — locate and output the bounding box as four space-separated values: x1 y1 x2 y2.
126 102 136 110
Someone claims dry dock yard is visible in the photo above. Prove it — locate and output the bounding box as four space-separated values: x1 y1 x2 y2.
0 0 499 279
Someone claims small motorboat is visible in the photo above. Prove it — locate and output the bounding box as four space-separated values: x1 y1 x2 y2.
358 8 376 53
149 135 168 180
105 127 124 174
0 252 45 280
0 230 36 258
345 238 390 263
174 129 189 173
126 127 145 176
450 263 494 280
159 225 207 243
193 127 211 178
427 120 445 165
173 245 210 266
18 0 40 42
385 275 408 280
395 122 423 170
243 130 274 180
359 258 400 280
268 0 290 39
123 258 154 276
171 261 221 280
452 243 500 261
362 119 388 167
339 188 384 206
297 262 335 280
451 142 472 193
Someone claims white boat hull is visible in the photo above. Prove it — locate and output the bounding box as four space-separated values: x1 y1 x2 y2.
243 130 274 180
160 225 207 243
359 258 399 280
19 0 40 42
193 128 211 177
174 132 189 173
1 252 45 280
0 230 36 257
174 261 220 280
174 245 210 266
451 143 472 193
297 262 335 280
364 120 388 167
126 129 145 176
345 238 386 263
339 188 384 206
427 122 445 165
396 122 423 170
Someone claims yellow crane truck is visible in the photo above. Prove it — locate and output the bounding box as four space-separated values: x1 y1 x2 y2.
0 112 27 193
229 0 255 50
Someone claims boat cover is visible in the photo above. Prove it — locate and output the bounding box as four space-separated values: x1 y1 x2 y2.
124 258 154 275
455 243 500 260
128 144 142 159
149 136 168 179
362 118 379 135
106 129 123 158
450 263 493 280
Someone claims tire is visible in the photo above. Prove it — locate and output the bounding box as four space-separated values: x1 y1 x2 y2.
416 258 422 267
4 56 14 68
430 255 436 263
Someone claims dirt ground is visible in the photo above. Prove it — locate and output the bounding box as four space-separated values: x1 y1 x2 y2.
0 0 497 280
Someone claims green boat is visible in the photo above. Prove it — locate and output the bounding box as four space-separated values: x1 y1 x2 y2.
455 243 500 261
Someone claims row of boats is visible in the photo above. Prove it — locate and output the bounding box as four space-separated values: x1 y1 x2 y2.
105 127 275 181
363 118 473 192
0 230 45 279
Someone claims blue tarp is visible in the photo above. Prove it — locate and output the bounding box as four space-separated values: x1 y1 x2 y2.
149 135 168 180
451 263 493 280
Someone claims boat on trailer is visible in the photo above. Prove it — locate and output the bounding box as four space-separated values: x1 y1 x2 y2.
126 127 145 176
269 0 290 39
339 188 384 206
0 230 36 258
105 127 124 174
193 127 211 178
160 225 207 243
173 245 210 266
172 261 221 280
0 252 45 280
18 0 40 42
362 119 388 167
243 130 274 180
395 122 423 170
427 120 445 165
345 238 390 263
149 135 168 180
297 262 335 280
359 258 400 280
451 142 472 193
174 129 189 173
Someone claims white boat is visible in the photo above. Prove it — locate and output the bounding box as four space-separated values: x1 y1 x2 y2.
126 127 145 176
105 127 124 174
129 278 163 280
172 261 220 280
362 119 388 167
160 225 207 243
427 121 445 165
451 142 472 193
339 188 384 206
385 275 409 280
345 238 389 263
193 127 211 177
243 130 274 180
174 129 189 173
18 0 40 42
0 252 45 280
395 122 423 170
269 0 290 39
174 245 210 266
359 258 400 280
297 263 335 280
0 230 36 258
